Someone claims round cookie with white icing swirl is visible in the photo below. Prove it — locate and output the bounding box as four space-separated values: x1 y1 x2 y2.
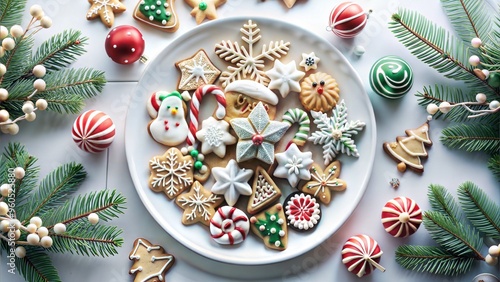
210 206 250 245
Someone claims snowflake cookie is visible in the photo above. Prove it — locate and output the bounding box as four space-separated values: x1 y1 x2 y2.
300 161 346 204
308 100 365 165
230 102 289 164
265 60 305 98
273 143 313 187
148 147 193 199
215 19 291 87
284 192 321 231
176 181 223 226
247 167 282 214
250 203 288 251
175 49 221 91
195 116 236 158
129 238 175 282
211 159 253 206
299 52 320 71
87 0 126 28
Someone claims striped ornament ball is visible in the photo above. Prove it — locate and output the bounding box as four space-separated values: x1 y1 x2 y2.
72 110 116 153
329 2 368 38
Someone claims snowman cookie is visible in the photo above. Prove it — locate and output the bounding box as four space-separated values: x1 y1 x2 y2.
148 91 189 146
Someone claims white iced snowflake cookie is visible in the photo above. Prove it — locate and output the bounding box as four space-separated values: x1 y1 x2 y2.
299 52 320 71
265 60 305 98
148 91 189 146
195 116 236 158
273 143 313 187
211 159 253 206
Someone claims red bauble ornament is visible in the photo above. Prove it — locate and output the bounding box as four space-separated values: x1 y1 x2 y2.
341 234 385 277
381 196 422 238
329 2 367 38
105 25 145 64
72 110 116 153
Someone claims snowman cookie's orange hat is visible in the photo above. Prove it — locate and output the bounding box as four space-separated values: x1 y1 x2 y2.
225 80 279 105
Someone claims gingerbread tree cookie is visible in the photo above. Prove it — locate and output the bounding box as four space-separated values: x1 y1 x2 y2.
300 161 346 204
176 181 223 226
133 0 179 32
129 238 175 282
383 120 432 173
247 167 282 214
250 203 288 251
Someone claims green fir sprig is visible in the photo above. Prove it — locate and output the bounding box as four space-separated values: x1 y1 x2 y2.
396 182 500 276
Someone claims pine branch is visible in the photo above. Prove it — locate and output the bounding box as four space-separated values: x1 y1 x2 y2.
43 189 126 228
440 124 500 153
390 9 498 97
0 35 34 87
457 181 500 239
0 0 27 27
488 154 500 180
19 163 86 224
33 91 86 114
15 247 62 282
49 221 123 257
423 211 484 259
41 67 106 100
395 245 474 276
427 184 461 222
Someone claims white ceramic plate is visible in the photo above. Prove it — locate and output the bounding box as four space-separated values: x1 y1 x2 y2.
125 17 376 265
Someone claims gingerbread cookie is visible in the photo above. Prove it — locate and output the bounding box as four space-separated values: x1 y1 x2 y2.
175 49 221 91
250 203 288 251
265 60 305 98
148 91 189 146
129 238 175 282
86 0 126 28
133 0 179 32
247 167 282 214
210 206 250 245
176 181 223 226
184 0 226 24
211 159 253 206
149 147 194 199
284 192 321 231
299 161 346 204
299 72 340 112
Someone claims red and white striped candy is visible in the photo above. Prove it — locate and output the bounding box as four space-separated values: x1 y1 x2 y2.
72 110 115 153
146 91 164 118
187 84 226 146
341 234 385 277
329 2 367 38
381 196 422 238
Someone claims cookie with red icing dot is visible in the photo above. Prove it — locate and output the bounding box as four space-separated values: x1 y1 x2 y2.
299 72 340 112
210 206 249 245
381 196 422 237
284 192 321 231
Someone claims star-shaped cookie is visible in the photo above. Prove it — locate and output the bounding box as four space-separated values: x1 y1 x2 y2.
196 117 236 158
299 161 346 204
184 0 227 24
86 0 126 28
175 49 221 91
211 159 253 206
176 181 223 226
266 60 305 98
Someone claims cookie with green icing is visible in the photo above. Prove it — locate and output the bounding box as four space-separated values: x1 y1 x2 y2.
133 0 179 32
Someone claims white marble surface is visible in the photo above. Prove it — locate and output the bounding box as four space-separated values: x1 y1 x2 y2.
1 0 499 281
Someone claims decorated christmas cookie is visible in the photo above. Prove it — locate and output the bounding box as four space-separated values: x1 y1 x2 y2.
210 206 249 245
148 147 193 199
148 91 189 146
133 0 179 32
86 0 126 28
184 0 226 24
381 196 422 238
265 60 305 98
250 203 288 251
215 19 290 87
383 120 432 173
176 181 223 226
369 55 414 99
299 52 320 71
300 161 346 204
299 72 340 112
247 167 282 214
309 100 365 165
72 110 116 153
196 116 236 158
341 234 385 277
284 192 321 231
211 159 253 206
281 108 311 146
175 49 221 91
129 238 175 282
273 143 313 187
230 102 289 164
224 80 279 121
282 0 297 8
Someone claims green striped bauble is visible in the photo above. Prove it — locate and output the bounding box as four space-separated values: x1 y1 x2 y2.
369 56 413 99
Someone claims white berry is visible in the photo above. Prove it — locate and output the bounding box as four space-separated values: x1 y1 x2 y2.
476 93 487 103
54 223 66 234
88 213 99 225
489 100 499 110
40 16 52 28
469 55 480 66
33 79 46 91
15 246 26 258
471 38 482 48
37 226 48 238
0 109 9 122
22 101 34 114
0 88 8 101
40 236 53 248
485 254 498 265
489 245 500 257
0 63 6 76
197 154 204 161
30 216 42 228
0 202 9 215
0 25 8 39
426 103 439 115
0 47 4 57
0 220 10 232
482 69 490 79
200 165 208 174
27 233 40 245
353 45 365 56
14 167 25 179
10 25 23 38
32 65 46 78
25 112 36 122
7 123 19 135
439 102 452 113
29 5 44 19
0 183 12 196
36 99 48 111
10 219 21 229
27 223 37 233
180 147 188 155
2 38 15 51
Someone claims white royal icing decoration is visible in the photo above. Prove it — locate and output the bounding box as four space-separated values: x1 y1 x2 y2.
273 143 313 187
299 52 320 71
149 94 189 146
225 80 279 106
211 159 253 206
265 60 305 98
210 206 250 245
129 239 174 282
195 116 236 158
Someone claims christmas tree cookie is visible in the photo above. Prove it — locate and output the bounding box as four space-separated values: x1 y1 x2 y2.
129 238 175 282
133 0 179 32
247 167 282 214
250 203 288 251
